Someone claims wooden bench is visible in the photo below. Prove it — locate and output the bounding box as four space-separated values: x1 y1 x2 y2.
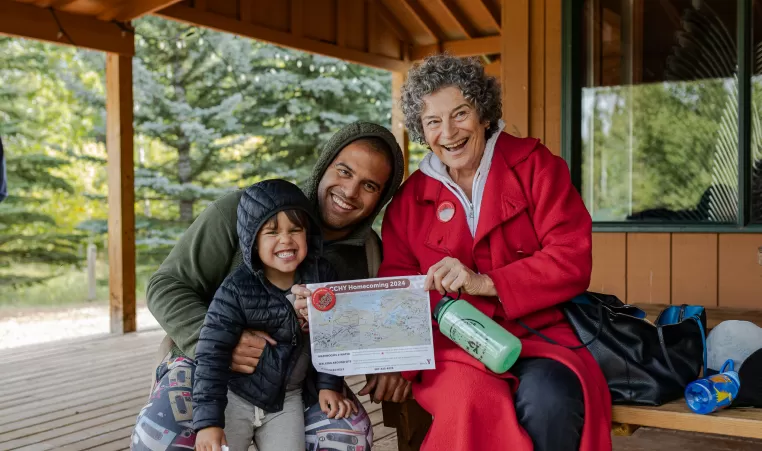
382 305 762 450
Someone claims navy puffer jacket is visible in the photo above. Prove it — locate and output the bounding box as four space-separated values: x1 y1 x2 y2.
192 179 342 431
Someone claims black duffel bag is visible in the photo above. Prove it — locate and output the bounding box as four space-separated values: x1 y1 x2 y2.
519 292 707 406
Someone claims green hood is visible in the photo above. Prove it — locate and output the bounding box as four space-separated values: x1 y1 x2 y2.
303 121 406 245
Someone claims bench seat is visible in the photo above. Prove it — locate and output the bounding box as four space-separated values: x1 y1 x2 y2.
612 399 762 439
382 304 762 450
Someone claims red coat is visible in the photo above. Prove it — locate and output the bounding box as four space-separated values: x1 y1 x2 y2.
378 132 612 450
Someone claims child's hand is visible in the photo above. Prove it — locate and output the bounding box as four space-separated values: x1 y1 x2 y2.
292 284 311 331
319 389 358 419
195 426 227 451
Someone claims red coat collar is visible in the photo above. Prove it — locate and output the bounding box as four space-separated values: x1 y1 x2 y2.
415 132 539 245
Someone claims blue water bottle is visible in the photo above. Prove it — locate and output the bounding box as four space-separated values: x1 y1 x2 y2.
684 359 740 414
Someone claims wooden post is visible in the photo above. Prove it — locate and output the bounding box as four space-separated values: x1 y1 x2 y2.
106 53 136 334
382 398 432 451
391 72 410 178
501 0 529 138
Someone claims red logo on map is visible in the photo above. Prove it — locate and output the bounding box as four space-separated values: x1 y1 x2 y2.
312 287 336 311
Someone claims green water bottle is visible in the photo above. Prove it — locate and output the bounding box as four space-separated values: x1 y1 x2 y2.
433 294 522 374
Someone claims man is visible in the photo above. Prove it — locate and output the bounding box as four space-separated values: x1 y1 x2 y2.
131 122 409 450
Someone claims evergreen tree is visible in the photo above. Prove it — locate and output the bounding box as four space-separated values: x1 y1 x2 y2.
0 38 91 284
66 17 392 269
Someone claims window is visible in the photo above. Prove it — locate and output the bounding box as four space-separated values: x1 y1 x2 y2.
751 1 762 223
568 0 761 227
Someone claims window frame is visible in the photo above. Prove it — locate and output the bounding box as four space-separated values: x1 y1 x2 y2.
562 0 762 233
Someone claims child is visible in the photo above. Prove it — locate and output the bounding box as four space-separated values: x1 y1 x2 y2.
193 179 357 451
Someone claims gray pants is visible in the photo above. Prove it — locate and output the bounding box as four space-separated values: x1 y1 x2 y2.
224 389 305 451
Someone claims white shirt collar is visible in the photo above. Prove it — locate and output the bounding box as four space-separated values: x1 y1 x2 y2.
419 120 505 236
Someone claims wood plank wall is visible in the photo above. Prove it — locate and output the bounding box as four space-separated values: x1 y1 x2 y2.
590 233 762 309
506 0 762 310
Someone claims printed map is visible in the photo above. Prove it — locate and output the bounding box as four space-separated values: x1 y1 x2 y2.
311 288 432 353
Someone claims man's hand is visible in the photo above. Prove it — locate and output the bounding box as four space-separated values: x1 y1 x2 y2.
195 426 227 451
292 284 311 331
231 330 276 374
358 372 412 403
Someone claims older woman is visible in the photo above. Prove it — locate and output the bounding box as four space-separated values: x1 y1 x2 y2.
378 54 612 450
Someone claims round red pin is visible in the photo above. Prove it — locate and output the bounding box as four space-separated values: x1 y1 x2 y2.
437 201 456 223
311 287 336 312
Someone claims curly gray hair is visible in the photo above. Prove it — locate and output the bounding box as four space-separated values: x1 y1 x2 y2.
400 54 502 144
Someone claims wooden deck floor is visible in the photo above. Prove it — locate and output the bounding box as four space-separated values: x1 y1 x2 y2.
2 329 762 451
0 328 398 451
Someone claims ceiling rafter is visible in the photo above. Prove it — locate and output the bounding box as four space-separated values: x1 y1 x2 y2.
97 0 184 22
476 0 500 30
157 3 411 72
377 0 413 44
33 0 77 8
0 0 134 54
398 0 446 42
411 35 500 60
434 0 476 38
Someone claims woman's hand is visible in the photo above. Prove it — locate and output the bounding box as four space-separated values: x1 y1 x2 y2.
196 426 227 451
319 389 359 419
424 257 497 297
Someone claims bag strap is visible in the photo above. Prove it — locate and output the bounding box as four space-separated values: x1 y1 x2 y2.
516 300 605 350
695 315 707 377
657 325 682 381
657 315 708 380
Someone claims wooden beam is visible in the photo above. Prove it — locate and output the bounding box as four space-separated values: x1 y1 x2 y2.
106 53 136 335
392 72 410 179
501 0 529 137
544 0 562 153
399 0 445 41
290 0 303 37
98 0 184 21
484 57 500 78
157 3 411 72
239 0 252 23
33 0 77 8
411 35 500 60
377 0 414 44
336 0 348 47
0 0 134 55
529 0 544 140
474 0 500 30
367 0 379 54
434 0 476 38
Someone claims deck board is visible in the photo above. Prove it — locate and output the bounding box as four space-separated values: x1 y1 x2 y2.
4 329 762 451
0 329 397 450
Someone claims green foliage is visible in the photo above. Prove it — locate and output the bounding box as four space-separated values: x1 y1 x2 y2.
0 18 391 300
0 38 94 283
581 80 731 220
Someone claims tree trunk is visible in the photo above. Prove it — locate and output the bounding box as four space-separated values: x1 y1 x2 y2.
177 143 194 222
173 52 194 223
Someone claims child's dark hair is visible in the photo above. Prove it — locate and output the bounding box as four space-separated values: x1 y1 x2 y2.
261 208 311 233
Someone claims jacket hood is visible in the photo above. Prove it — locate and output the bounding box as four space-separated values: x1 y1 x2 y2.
237 179 323 275
303 121 406 245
